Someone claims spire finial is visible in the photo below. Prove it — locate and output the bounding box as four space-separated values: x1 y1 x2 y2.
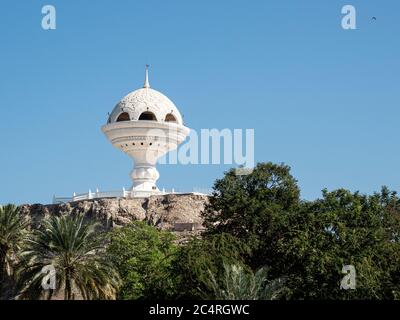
144 64 150 88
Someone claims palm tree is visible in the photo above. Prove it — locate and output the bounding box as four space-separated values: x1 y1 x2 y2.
207 263 286 300
0 204 28 293
16 214 120 300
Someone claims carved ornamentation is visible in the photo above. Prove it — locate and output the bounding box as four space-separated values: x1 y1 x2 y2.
109 88 183 124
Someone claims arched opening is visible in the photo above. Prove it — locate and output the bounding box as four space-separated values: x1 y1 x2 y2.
116 112 130 122
165 113 177 123
138 111 157 121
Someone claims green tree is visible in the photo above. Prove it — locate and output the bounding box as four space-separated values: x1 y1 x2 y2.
16 214 120 300
273 188 400 299
107 221 178 300
203 162 400 299
202 162 300 268
172 233 250 299
0 204 28 295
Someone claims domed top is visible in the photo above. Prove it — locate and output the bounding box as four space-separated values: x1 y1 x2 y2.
107 66 183 125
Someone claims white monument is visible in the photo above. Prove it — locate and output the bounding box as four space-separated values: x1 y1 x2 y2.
101 66 190 197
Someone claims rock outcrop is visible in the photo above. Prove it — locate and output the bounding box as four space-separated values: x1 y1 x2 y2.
18 193 209 233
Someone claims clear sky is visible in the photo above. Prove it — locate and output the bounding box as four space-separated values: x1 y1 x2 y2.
1 0 399 205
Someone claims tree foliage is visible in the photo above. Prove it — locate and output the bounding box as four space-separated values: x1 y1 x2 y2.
172 233 250 299
0 204 28 295
203 162 400 299
16 214 120 300
273 188 400 299
208 263 286 300
3 161 400 300
203 162 300 268
107 221 178 300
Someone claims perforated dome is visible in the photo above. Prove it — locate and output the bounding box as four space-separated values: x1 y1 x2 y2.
108 87 183 125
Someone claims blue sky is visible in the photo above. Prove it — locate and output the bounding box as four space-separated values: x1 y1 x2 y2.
1 0 399 204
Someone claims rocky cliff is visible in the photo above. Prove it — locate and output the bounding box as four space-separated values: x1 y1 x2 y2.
18 193 209 233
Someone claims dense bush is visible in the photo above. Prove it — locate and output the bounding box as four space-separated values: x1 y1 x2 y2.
171 233 251 299
107 221 178 299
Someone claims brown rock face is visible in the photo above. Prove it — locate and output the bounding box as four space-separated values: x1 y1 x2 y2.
18 193 209 232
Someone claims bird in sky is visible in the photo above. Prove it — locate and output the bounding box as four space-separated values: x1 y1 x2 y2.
372 17 377 21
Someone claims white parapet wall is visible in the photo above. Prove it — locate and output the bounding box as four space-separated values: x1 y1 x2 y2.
53 188 210 204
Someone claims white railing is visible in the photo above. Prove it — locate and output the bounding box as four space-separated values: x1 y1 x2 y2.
53 188 210 204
